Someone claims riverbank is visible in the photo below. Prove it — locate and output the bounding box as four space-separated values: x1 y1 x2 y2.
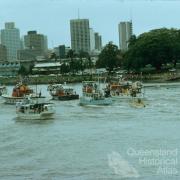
0 72 180 85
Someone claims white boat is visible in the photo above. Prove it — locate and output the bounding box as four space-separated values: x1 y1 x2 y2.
79 81 112 106
1 82 45 104
16 97 55 120
2 93 46 105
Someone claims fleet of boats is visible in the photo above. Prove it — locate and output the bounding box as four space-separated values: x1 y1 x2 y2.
0 78 146 120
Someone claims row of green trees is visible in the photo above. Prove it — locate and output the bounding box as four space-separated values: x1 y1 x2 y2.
17 50 94 76
19 28 180 75
96 28 180 72
61 50 93 75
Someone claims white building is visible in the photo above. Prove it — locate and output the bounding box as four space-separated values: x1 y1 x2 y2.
90 28 95 52
94 32 102 51
70 19 90 54
1 22 21 60
118 21 133 51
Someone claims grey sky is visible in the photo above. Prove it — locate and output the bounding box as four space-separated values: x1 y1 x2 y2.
0 0 180 48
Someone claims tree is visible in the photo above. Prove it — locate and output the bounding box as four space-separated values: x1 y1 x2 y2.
78 51 89 75
50 52 58 61
18 65 27 75
128 35 137 48
96 42 122 73
66 49 76 74
28 64 34 75
124 28 180 71
60 63 70 74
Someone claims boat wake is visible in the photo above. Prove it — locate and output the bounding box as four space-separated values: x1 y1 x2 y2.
108 151 139 178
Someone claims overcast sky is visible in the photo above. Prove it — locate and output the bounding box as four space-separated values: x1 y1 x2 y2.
0 0 180 48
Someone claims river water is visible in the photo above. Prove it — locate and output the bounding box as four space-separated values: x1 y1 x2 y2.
0 83 180 180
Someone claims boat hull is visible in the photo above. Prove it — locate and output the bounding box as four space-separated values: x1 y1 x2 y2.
16 112 55 120
1 95 46 105
52 94 79 101
111 94 131 100
2 95 24 104
79 97 112 106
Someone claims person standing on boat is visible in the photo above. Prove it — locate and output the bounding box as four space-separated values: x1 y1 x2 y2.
39 91 41 97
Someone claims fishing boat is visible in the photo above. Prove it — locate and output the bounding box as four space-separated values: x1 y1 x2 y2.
109 81 132 99
79 81 112 106
1 82 45 104
105 80 143 100
16 97 55 120
47 84 79 101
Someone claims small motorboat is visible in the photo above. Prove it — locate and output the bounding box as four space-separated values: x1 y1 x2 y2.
16 97 55 120
47 84 79 101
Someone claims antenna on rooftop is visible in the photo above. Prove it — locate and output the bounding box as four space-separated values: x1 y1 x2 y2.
130 7 133 22
51 40 54 48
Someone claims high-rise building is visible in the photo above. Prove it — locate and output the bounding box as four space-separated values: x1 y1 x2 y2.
0 44 7 61
94 32 102 51
53 45 70 59
90 28 95 51
1 22 21 60
118 21 133 51
59 45 66 59
24 31 48 55
70 19 90 54
18 31 48 60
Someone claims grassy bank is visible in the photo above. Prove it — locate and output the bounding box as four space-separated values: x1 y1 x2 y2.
0 75 97 85
0 72 180 86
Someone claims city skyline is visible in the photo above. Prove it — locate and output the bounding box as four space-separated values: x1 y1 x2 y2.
0 0 180 48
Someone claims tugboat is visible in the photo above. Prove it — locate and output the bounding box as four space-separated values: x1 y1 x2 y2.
16 97 55 120
47 84 79 101
2 82 45 104
79 81 112 106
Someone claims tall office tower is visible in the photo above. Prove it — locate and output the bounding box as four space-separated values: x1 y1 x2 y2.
94 32 102 51
89 28 95 51
24 31 48 54
44 35 48 51
59 45 66 59
1 22 21 60
118 21 133 51
70 19 90 54
18 31 48 60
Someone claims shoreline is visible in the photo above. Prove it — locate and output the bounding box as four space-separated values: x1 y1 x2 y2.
0 74 180 86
